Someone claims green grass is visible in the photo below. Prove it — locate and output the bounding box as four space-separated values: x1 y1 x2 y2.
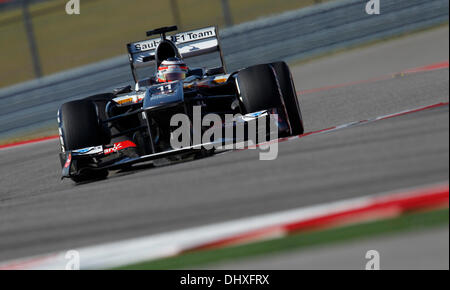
0 0 327 88
114 208 449 269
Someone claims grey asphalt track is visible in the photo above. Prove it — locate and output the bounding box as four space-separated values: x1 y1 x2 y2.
0 27 448 264
291 26 449 91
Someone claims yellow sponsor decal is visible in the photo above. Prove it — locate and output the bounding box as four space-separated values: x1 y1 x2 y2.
116 98 133 105
213 77 227 83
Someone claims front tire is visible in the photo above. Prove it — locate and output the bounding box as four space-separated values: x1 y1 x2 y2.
59 100 104 150
236 62 304 136
58 100 108 182
270 61 304 135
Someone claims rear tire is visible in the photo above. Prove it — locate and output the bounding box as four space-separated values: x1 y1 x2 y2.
237 63 304 136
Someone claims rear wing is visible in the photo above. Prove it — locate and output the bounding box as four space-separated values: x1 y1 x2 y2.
127 26 226 82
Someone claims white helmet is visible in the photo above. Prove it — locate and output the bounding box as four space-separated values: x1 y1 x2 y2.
156 57 188 83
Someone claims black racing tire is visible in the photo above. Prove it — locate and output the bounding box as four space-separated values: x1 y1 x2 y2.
58 100 109 183
237 63 304 136
270 61 304 135
58 100 104 151
237 64 281 113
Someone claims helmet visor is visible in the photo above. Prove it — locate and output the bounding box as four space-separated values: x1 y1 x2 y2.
164 72 186 82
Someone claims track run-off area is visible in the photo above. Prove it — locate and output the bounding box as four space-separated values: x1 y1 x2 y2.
0 26 448 266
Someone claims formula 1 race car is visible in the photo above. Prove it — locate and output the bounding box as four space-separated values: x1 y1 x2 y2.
58 25 304 182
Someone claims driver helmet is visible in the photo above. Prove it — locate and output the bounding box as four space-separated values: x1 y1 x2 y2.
156 57 188 83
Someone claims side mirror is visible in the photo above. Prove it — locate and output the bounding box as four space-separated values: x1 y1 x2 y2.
205 67 226 76
113 85 132 95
